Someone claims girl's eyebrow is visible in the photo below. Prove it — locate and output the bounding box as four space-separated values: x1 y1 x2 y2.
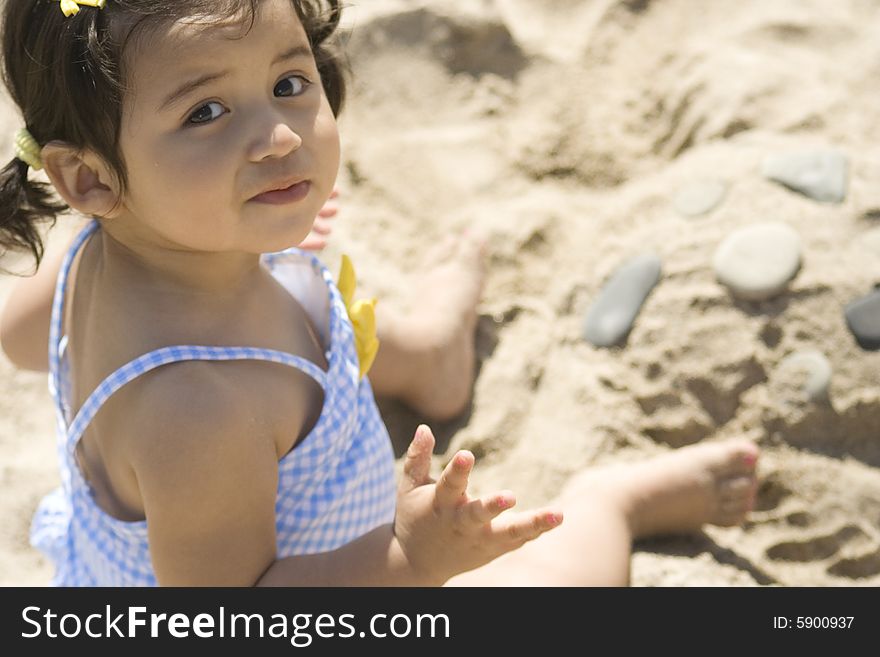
158 43 314 112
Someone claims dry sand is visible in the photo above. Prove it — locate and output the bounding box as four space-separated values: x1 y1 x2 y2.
3 0 880 585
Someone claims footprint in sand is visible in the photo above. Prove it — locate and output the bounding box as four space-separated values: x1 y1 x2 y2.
827 550 880 579
766 523 880 581
753 474 794 512
765 524 868 562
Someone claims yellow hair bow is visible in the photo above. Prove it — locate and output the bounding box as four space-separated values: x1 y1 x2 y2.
337 255 379 380
56 0 106 18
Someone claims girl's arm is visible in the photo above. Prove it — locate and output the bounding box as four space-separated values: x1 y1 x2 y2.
0 220 86 371
129 363 559 586
256 526 422 586
127 361 430 586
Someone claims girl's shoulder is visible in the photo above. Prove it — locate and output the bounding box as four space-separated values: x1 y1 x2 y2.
90 329 325 467
115 357 288 463
89 350 320 519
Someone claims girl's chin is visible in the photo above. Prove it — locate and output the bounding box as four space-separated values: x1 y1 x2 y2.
274 229 314 253
249 217 316 253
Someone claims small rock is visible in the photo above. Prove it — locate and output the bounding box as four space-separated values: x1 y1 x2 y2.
583 254 662 348
713 223 801 301
762 150 848 203
773 350 832 402
673 180 728 217
844 289 880 350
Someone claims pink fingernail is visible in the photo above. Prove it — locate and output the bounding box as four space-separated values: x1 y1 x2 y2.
743 452 758 466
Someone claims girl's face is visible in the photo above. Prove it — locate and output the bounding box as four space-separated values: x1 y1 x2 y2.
114 0 340 255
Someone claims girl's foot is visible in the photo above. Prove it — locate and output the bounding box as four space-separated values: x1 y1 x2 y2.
562 439 760 539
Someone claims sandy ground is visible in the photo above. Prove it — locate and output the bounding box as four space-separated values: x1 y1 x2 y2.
3 0 880 586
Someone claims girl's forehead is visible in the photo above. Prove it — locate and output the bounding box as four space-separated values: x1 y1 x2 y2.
124 0 314 115
126 0 308 73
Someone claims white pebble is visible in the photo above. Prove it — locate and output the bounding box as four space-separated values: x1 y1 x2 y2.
713 222 801 301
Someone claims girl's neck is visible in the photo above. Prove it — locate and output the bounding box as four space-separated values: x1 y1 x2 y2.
96 219 266 302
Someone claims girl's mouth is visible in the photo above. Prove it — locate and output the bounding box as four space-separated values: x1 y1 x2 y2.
250 180 311 205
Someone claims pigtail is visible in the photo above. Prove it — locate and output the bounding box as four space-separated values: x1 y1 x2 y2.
0 155 66 274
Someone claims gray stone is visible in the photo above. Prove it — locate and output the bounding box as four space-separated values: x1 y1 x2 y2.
844 289 880 350
762 150 848 203
774 350 832 402
673 179 728 217
713 222 801 301
583 254 662 348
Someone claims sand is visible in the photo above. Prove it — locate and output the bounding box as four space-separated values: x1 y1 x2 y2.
3 0 880 586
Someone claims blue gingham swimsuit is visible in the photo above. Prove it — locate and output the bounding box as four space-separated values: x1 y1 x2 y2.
30 220 397 586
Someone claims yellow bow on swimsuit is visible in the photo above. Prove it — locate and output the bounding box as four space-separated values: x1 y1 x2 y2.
56 0 106 18
337 255 379 380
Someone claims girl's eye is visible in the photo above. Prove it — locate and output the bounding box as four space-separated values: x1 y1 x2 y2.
274 75 309 98
187 101 225 125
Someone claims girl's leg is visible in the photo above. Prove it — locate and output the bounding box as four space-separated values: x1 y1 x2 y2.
446 439 759 586
307 192 486 421
369 234 486 421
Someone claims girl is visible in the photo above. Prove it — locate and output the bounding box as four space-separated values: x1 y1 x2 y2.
0 0 759 586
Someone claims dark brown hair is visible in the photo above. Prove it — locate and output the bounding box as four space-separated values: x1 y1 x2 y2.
0 0 345 271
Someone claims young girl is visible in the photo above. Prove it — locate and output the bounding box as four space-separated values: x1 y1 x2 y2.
0 0 759 586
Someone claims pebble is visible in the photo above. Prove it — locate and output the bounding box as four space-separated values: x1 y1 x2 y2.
713 222 801 301
673 179 728 217
844 289 880 350
774 350 832 402
583 254 662 348
762 150 848 203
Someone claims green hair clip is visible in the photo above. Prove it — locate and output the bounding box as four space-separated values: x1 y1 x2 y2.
14 128 43 171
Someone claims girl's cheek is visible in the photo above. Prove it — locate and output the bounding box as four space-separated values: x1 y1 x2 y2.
160 139 227 178
315 114 341 170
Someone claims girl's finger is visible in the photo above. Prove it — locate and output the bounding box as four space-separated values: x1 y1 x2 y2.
457 491 516 528
298 236 327 252
434 450 474 510
493 509 563 545
399 425 435 493
310 220 333 235
317 204 339 219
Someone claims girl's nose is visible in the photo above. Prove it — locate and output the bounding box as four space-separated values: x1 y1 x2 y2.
248 120 303 162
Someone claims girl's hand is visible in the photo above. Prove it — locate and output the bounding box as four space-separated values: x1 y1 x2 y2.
393 425 563 585
298 188 339 252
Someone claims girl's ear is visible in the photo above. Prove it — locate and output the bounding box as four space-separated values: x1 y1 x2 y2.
41 141 122 218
